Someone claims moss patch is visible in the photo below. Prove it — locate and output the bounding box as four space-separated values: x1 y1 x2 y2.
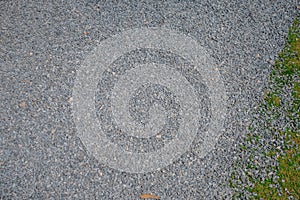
230 16 300 199
252 17 299 199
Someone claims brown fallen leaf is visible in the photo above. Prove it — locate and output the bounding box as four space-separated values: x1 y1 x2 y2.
140 193 160 199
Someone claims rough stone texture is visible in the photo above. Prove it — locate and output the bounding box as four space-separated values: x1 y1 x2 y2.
1 0 297 199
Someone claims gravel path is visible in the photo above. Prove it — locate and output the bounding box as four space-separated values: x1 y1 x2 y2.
1 0 298 199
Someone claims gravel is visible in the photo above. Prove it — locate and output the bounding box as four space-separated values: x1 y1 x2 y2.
1 0 298 199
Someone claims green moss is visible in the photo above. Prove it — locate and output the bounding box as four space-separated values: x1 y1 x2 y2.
251 17 300 199
251 159 297 199
266 150 277 157
252 179 287 200
240 144 247 150
278 148 300 199
231 16 300 199
293 81 300 99
264 91 281 107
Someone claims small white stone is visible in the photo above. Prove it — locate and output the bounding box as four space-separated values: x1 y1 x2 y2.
156 134 162 139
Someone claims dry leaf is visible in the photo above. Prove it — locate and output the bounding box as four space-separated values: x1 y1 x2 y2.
140 193 160 199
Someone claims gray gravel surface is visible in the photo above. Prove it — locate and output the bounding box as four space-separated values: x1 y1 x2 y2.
1 0 298 199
